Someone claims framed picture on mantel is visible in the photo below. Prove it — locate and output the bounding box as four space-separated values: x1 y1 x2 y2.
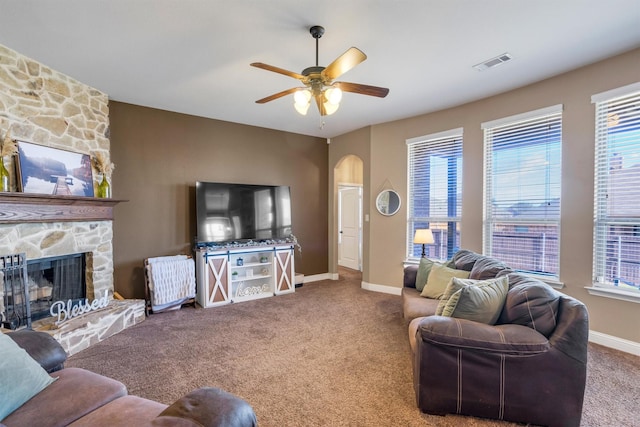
16 141 94 197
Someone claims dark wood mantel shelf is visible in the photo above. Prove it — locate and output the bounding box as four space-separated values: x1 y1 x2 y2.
0 193 127 224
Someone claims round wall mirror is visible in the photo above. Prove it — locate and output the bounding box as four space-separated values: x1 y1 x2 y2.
376 190 401 216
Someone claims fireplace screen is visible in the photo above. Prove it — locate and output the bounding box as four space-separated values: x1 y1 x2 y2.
1 252 87 328
27 253 87 322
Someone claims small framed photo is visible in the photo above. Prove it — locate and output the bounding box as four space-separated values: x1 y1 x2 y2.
16 141 94 197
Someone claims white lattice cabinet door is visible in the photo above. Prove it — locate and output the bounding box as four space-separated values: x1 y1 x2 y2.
274 246 295 295
196 253 230 307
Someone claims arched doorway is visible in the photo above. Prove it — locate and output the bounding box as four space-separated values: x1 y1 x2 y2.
334 155 363 272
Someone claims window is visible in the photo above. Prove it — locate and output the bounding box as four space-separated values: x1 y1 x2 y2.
406 128 463 261
592 82 640 292
482 105 562 278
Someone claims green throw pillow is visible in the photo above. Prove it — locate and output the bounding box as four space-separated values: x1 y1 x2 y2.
0 333 57 420
415 258 438 292
435 276 509 325
420 263 470 299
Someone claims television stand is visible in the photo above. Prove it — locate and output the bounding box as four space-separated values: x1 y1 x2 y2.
195 244 295 308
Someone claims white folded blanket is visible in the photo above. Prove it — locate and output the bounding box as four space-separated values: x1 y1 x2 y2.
146 256 196 306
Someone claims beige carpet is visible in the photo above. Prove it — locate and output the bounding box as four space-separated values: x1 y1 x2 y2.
67 268 639 426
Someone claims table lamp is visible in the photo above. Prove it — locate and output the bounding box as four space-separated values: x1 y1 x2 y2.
413 229 434 258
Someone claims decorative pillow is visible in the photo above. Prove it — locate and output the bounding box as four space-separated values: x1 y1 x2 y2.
436 276 509 325
415 258 438 292
0 333 57 420
469 257 512 280
450 249 482 271
498 274 560 337
420 264 470 299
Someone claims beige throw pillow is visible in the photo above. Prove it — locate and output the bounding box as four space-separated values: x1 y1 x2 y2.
415 258 438 292
420 263 470 299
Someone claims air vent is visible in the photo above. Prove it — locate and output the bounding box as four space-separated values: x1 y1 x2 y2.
473 53 513 71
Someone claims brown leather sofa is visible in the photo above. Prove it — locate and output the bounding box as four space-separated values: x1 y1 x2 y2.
403 250 589 427
3 329 257 427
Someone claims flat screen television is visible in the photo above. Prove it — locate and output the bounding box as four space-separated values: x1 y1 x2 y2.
195 181 292 244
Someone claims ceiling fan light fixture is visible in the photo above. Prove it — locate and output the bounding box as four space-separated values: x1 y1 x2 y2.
323 101 340 116
325 87 342 104
294 89 312 115
322 87 342 115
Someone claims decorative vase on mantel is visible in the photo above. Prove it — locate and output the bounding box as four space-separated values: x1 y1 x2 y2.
96 174 111 198
0 157 10 192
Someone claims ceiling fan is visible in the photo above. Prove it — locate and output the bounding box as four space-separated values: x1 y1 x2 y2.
250 25 389 116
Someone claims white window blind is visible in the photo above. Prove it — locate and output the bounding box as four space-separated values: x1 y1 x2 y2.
593 83 640 292
483 106 562 277
406 129 463 261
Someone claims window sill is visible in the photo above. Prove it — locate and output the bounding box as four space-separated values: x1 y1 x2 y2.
585 286 640 304
523 273 564 290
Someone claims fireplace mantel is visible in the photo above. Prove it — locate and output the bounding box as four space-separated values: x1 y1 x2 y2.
0 193 126 223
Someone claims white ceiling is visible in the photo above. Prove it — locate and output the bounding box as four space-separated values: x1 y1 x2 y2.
1 1 639 138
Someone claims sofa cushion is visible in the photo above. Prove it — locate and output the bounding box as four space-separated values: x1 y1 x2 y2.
2 367 127 427
408 316 426 354
403 265 419 288
0 333 57 421
68 395 167 427
450 249 482 271
154 387 258 427
415 316 550 354
402 287 440 321
498 274 561 337
420 264 470 299
435 276 509 325
7 329 67 373
415 258 439 292
469 256 512 280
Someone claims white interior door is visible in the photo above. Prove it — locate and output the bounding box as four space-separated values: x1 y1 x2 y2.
338 186 362 270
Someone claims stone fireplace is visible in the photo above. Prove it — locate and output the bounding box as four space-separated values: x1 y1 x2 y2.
0 43 145 355
0 220 115 299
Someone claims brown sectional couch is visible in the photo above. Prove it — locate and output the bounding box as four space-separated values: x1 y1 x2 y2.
403 250 589 427
3 329 257 427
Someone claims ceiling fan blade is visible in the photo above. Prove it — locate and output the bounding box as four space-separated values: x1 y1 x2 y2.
322 47 367 81
255 88 300 104
314 93 327 116
250 62 305 80
334 81 389 98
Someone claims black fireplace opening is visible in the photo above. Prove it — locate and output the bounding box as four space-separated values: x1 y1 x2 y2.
26 253 87 322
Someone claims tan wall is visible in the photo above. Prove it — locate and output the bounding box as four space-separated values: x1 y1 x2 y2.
362 48 640 342
335 155 363 185
109 102 328 299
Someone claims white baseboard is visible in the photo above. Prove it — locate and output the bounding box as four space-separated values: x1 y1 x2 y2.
589 330 640 356
303 273 334 283
361 281 402 296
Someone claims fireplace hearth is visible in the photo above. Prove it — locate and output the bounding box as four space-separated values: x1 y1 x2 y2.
1 251 146 355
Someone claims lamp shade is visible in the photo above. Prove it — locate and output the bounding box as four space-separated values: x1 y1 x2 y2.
413 229 434 244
